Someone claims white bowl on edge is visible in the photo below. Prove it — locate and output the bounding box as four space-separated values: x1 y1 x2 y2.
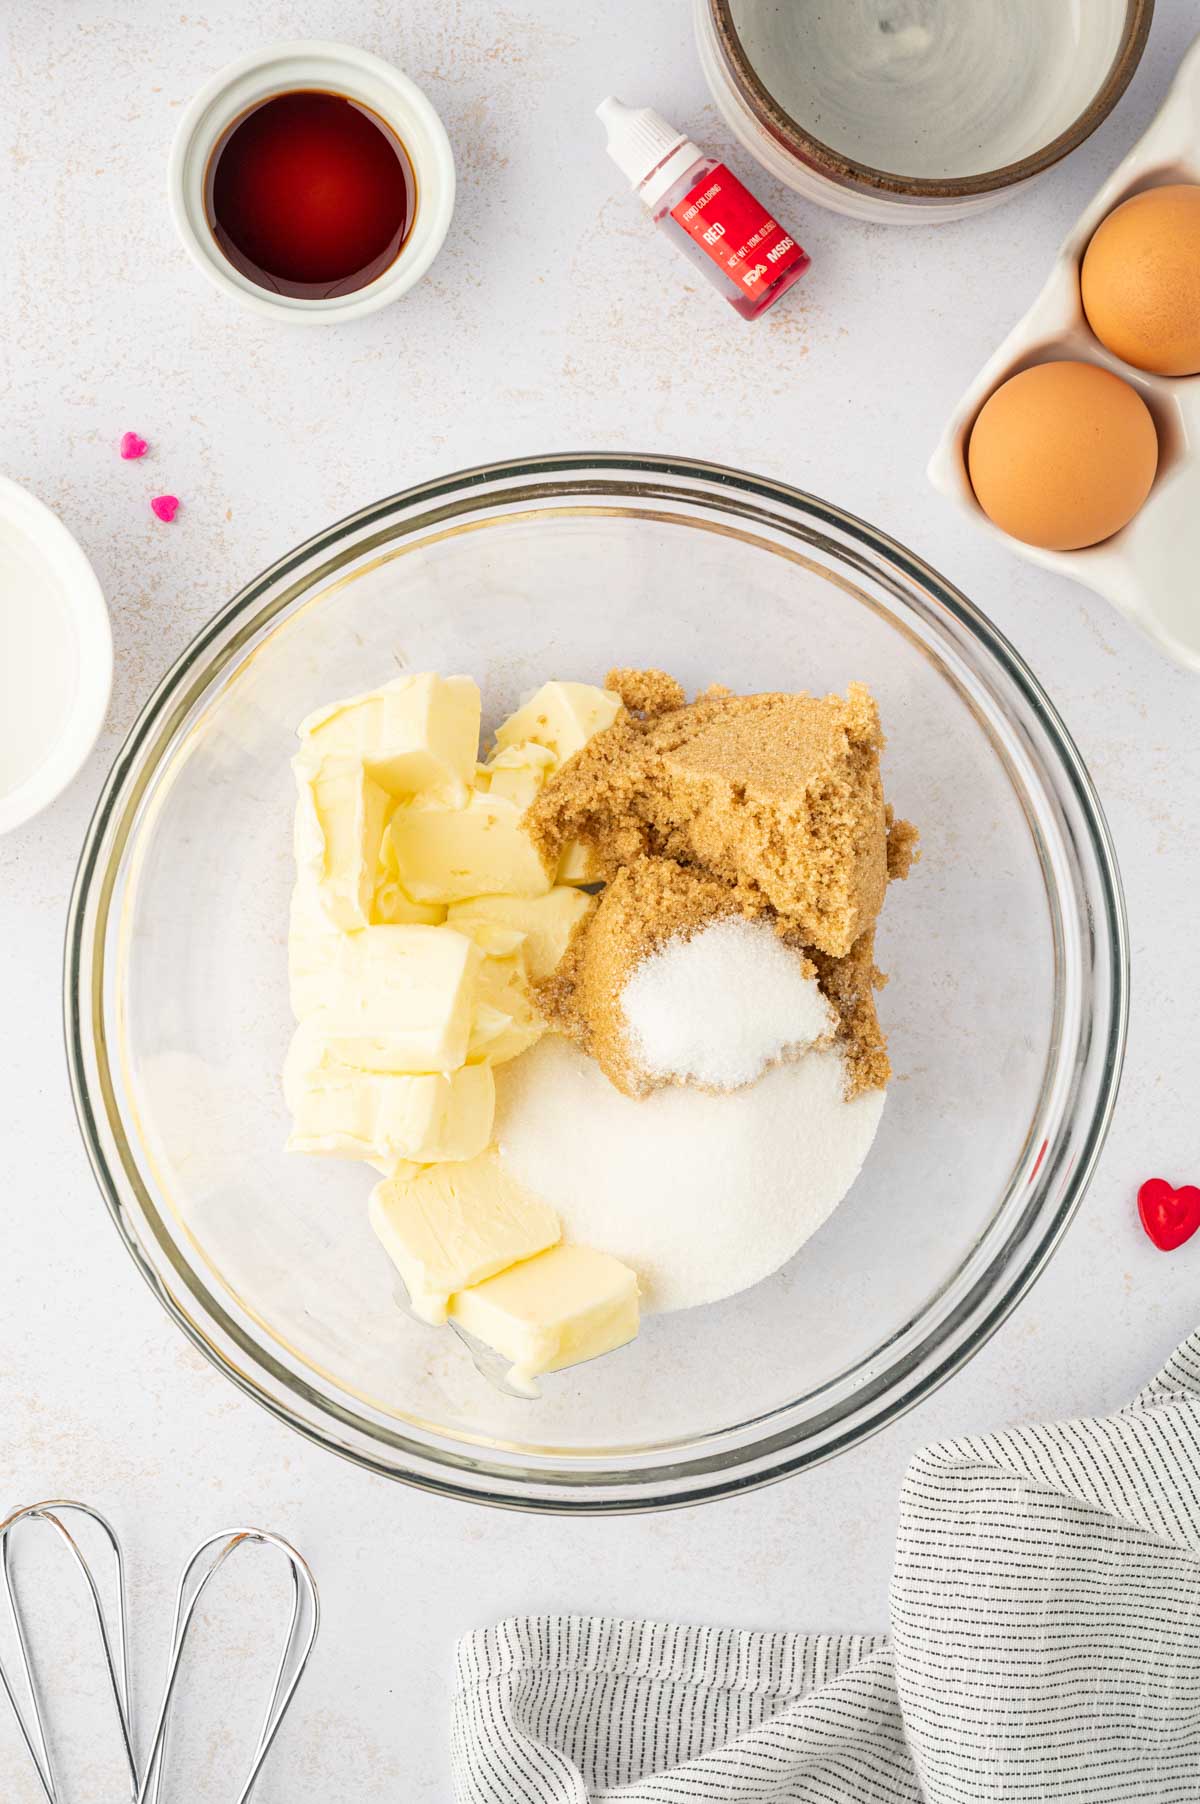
929 34 1200 674
0 475 111 835
168 41 456 325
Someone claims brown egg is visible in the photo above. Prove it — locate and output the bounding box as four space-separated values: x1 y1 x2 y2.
1081 184 1200 376
967 361 1157 551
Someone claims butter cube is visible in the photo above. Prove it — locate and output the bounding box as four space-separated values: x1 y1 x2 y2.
449 1243 640 1395
448 887 595 982
316 924 481 1072
284 1022 494 1164
387 791 553 904
368 1151 560 1324
481 741 556 809
467 951 544 1066
375 819 448 923
494 682 621 767
557 840 602 886
299 673 481 804
368 1157 424 1182
372 874 447 926
451 920 527 960
293 754 390 930
288 882 347 1018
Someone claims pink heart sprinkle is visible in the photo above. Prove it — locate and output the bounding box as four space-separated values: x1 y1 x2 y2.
119 431 148 460
150 495 180 523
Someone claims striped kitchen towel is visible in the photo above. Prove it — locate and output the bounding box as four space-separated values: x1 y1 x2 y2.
452 1330 1200 1801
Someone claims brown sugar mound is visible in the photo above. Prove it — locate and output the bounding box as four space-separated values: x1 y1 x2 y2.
886 809 919 881
536 858 742 1097
605 667 686 716
801 929 891 1097
528 679 891 960
527 669 917 1099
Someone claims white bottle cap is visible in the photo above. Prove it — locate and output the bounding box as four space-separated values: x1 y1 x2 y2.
596 96 702 209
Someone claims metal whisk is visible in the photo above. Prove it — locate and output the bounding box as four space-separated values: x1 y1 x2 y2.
0 1500 319 1802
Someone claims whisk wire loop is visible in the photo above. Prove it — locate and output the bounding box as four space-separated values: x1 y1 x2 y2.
0 1500 138 1804
0 1503 317 1804
138 1528 320 1804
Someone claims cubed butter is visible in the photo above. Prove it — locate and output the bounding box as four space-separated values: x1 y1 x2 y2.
368 1150 561 1324
481 741 556 809
451 920 527 959
387 791 553 904
298 673 481 804
372 873 447 926
467 951 544 1066
494 681 621 767
288 882 348 1018
293 754 390 930
367 1156 423 1181
284 1022 494 1164
448 887 595 982
557 840 602 886
450 1243 640 1394
375 819 448 923
315 924 481 1073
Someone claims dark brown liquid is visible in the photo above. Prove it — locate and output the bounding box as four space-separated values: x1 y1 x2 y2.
206 89 416 299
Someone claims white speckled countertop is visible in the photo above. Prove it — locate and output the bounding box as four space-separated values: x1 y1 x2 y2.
3 3 1200 1796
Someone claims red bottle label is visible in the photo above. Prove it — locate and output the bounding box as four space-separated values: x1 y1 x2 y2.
670 165 806 300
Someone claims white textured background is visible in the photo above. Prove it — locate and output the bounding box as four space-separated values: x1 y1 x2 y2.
3 2 1200 1797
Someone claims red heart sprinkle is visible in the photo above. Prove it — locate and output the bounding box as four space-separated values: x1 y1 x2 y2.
1137 1177 1200 1252
119 431 148 460
150 494 180 523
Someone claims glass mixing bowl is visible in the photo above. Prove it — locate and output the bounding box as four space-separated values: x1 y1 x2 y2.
65 456 1128 1511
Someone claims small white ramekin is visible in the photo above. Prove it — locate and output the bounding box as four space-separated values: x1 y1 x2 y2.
0 477 112 835
168 41 455 324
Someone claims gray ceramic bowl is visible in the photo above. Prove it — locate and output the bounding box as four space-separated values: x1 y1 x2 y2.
696 0 1154 223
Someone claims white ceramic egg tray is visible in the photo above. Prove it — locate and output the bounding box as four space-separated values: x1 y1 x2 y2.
929 34 1200 674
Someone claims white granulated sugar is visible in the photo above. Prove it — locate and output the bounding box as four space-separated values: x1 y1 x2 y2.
495 1037 885 1314
622 916 834 1092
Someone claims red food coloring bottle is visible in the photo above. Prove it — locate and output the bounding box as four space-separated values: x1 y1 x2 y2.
597 96 810 320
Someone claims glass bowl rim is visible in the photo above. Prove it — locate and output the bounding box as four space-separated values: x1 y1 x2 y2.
64 451 1130 1513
